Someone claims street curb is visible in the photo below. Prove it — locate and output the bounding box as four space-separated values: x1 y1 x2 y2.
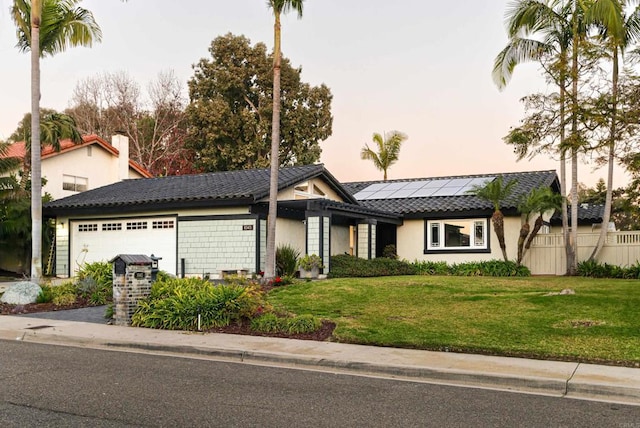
2 325 639 405
7 328 568 397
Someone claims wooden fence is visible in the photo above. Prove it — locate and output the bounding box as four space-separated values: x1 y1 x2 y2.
525 231 640 275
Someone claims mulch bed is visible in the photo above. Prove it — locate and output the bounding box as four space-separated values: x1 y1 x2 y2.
0 296 336 342
0 298 96 315
206 318 336 341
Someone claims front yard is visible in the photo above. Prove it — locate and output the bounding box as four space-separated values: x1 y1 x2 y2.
269 276 640 366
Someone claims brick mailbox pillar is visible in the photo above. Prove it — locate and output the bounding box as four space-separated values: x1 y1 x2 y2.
110 254 153 326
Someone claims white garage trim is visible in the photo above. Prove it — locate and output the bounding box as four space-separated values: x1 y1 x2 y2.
69 215 178 276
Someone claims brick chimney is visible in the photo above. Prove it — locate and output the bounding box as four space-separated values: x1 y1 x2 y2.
111 134 130 182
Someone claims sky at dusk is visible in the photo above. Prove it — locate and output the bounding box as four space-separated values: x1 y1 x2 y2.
0 0 628 188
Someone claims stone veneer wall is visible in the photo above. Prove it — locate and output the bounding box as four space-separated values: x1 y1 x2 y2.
113 263 152 326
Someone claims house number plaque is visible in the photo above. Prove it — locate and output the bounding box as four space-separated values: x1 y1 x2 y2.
243 225 254 231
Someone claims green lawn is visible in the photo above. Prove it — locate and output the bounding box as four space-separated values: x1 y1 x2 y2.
268 276 640 366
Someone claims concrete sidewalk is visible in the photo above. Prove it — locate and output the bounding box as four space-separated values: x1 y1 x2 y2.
1 315 639 405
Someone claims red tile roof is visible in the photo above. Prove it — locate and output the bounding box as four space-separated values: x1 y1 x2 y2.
2 134 152 178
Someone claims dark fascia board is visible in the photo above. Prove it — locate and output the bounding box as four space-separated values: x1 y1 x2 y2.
404 208 496 220
44 197 255 218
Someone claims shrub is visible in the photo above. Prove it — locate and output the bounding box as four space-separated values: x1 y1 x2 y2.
77 261 112 288
382 244 398 259
413 260 450 276
329 254 415 278
132 277 269 330
250 313 283 332
76 261 113 302
52 293 77 306
37 285 54 303
285 314 322 334
276 245 300 277
449 260 530 277
250 313 323 334
578 260 638 279
298 254 324 271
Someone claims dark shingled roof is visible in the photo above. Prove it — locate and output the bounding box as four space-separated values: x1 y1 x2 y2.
45 164 354 215
343 170 560 218
550 204 605 225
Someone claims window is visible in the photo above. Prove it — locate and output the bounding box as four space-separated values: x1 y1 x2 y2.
426 219 488 252
78 224 98 232
102 223 122 231
152 220 175 229
294 181 327 199
126 221 148 230
63 175 88 192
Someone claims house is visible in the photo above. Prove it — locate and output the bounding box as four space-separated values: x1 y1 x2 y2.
343 170 561 264
3 134 152 200
44 164 401 278
43 165 562 278
0 134 152 274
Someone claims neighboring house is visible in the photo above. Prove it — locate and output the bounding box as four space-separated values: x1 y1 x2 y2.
0 134 151 274
3 134 151 200
549 204 611 233
44 165 563 278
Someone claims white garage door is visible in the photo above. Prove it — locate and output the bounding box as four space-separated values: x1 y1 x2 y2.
70 217 177 275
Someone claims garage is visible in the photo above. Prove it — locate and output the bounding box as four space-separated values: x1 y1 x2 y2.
70 216 178 276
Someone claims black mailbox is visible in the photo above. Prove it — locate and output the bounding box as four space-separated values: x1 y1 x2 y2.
150 254 162 282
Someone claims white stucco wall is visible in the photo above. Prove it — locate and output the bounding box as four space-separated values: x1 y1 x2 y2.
397 216 525 263
40 144 147 200
331 225 350 255
276 218 305 254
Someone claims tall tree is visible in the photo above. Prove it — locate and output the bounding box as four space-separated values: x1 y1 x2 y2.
12 0 101 282
471 176 518 262
66 70 193 176
264 0 304 280
186 34 332 172
587 0 640 260
360 131 408 181
494 0 575 273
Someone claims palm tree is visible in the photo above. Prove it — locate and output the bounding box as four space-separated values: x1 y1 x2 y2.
12 0 101 282
517 187 564 265
494 0 575 272
471 176 518 262
264 0 304 280
360 131 408 181
588 0 640 260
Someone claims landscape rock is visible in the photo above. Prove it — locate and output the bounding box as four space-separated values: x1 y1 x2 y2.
0 282 42 305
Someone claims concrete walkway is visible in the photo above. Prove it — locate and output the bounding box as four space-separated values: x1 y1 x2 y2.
0 313 638 406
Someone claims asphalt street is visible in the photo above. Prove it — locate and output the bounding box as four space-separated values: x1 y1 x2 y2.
1 341 639 427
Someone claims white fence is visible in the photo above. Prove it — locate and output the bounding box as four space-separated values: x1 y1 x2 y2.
525 231 640 275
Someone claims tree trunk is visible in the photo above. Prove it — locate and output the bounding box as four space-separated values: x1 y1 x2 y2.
493 210 508 262
516 222 530 266
590 44 618 261
30 0 42 283
264 11 282 280
524 215 544 252
567 0 580 276
559 49 571 276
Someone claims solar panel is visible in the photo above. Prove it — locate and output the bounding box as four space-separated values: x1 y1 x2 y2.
352 176 498 200
443 178 472 187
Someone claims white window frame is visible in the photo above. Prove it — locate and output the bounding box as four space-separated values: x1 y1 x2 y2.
62 174 88 192
426 218 488 251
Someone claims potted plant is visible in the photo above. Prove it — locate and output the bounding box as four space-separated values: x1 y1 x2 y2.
298 254 324 279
